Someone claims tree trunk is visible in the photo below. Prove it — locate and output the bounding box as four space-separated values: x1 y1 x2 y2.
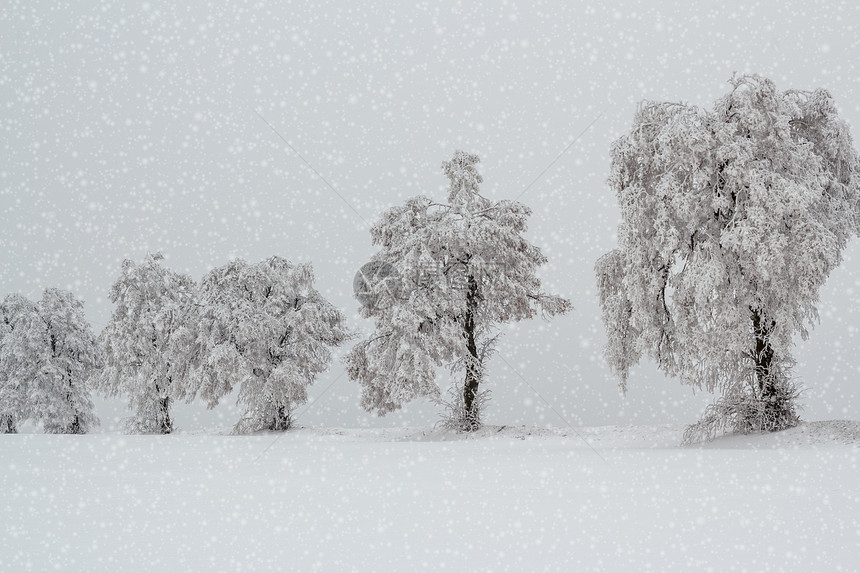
66 369 82 434
67 389 82 434
269 404 291 431
1 414 16 434
69 414 82 435
750 308 797 431
751 309 776 400
462 273 480 430
159 395 173 434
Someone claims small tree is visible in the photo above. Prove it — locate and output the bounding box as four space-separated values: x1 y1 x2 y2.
596 75 860 440
28 289 100 434
0 294 39 433
0 290 100 433
187 257 349 433
96 253 196 434
344 151 570 430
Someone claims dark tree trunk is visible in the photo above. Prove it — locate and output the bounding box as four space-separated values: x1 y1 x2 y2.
159 395 173 434
67 387 82 434
751 309 776 400
750 308 798 431
68 414 82 435
66 369 83 434
268 404 291 431
462 273 480 430
1 414 16 434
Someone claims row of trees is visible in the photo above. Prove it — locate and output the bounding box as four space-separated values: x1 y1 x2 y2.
347 75 860 438
0 149 570 435
0 255 350 434
101 254 350 434
2 75 858 438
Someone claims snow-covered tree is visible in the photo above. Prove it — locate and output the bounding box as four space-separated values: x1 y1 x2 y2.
0 294 38 433
0 290 100 434
28 289 100 433
95 253 196 434
596 75 860 440
187 256 349 433
345 151 570 430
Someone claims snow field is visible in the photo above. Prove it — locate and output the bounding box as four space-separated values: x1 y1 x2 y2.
2 422 858 572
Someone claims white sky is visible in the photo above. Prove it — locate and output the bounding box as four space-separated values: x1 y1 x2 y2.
3 0 860 430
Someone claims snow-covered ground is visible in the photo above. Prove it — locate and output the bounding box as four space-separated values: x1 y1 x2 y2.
2 421 858 572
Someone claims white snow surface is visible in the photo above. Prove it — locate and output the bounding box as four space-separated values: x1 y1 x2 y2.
2 421 858 572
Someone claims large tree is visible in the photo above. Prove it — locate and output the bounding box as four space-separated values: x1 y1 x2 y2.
345 151 570 430
186 257 349 433
96 253 196 434
596 75 860 440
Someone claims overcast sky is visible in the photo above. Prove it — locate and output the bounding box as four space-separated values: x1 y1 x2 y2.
3 0 860 431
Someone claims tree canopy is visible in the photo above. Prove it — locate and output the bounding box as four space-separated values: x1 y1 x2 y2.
346 151 569 429
597 75 860 437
